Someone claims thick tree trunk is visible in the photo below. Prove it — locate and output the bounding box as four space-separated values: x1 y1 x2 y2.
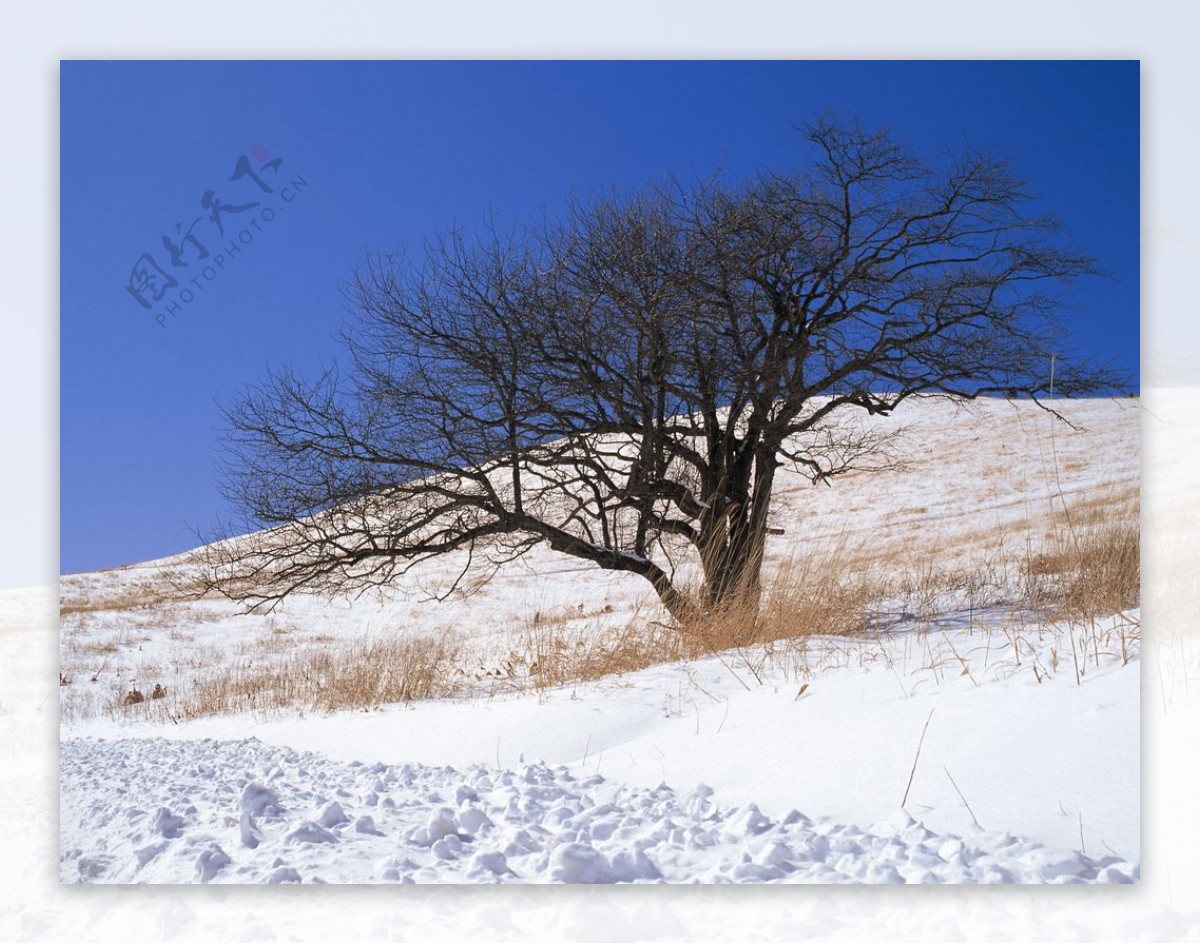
698 448 777 615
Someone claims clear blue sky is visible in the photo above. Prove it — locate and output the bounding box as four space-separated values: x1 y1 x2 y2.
60 60 1139 574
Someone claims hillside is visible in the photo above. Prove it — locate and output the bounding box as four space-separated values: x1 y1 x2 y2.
58 394 1141 884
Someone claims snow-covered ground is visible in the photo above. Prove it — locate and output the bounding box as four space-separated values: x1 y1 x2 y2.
57 617 1140 883
0 389 1196 934
54 395 1145 886
59 734 1136 885
58 396 1138 724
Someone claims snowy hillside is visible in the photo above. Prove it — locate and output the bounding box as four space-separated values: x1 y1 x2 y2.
58 395 1141 884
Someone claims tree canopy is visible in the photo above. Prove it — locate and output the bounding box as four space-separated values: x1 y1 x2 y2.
207 117 1119 621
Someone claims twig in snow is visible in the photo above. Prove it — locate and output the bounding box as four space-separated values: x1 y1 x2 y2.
943 766 981 829
901 708 935 809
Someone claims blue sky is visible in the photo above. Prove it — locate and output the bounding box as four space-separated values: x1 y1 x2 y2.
60 60 1139 574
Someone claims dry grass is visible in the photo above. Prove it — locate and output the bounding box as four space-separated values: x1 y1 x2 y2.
682 553 880 654
1024 491 1140 620
59 582 175 618
513 613 689 692
495 486 1141 694
117 632 463 722
491 537 886 694
64 480 1140 722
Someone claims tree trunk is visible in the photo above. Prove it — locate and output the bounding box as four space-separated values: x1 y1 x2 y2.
699 448 777 614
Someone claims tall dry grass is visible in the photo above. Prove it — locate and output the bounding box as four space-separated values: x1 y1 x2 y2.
59 582 175 618
512 608 689 692
118 633 463 722
1023 491 1140 621
681 541 881 653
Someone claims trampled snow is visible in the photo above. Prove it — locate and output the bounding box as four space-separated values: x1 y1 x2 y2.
59 735 1136 884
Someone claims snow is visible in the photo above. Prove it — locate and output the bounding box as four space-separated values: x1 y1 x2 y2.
51 395 1150 888
58 396 1141 713
59 611 1141 876
59 735 1137 884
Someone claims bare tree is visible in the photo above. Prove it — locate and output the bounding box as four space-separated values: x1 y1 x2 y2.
206 118 1118 622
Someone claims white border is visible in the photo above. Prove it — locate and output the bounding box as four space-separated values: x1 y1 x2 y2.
3 2 1197 940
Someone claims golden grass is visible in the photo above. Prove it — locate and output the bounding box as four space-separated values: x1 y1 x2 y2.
683 556 879 654
113 633 463 722
511 614 689 693
500 486 1141 693
1024 491 1140 620
59 583 174 618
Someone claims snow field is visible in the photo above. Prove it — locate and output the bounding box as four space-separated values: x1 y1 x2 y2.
59 736 1137 884
55 395 1143 886
57 396 1138 728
